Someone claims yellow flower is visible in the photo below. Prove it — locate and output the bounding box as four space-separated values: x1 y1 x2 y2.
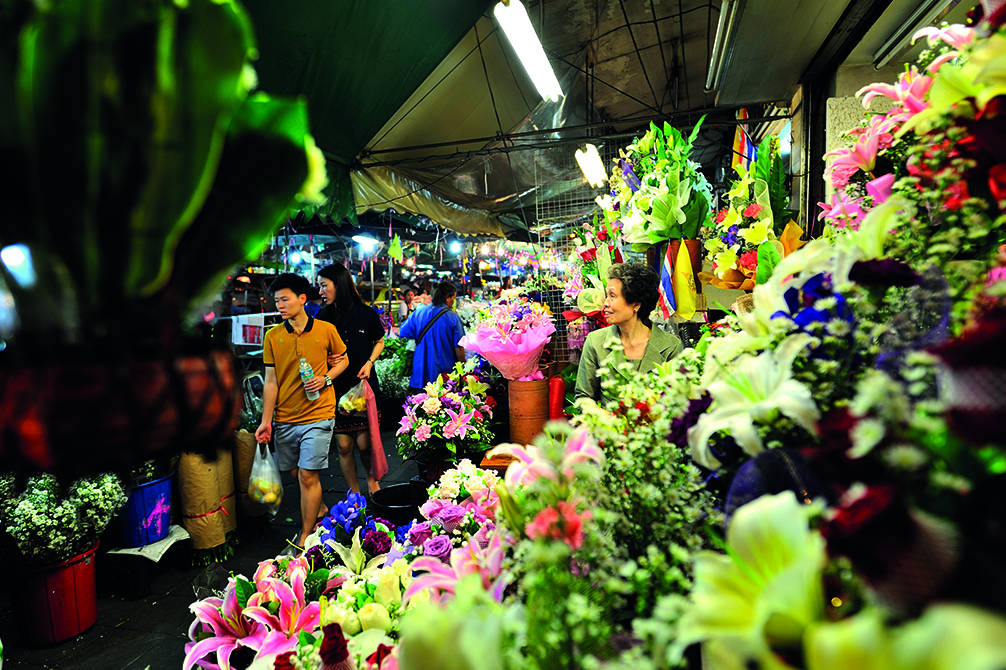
374 567 402 609
739 219 772 246
714 247 739 277
727 165 753 200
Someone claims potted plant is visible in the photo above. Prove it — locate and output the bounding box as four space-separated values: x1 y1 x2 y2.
0 472 127 645
0 0 327 476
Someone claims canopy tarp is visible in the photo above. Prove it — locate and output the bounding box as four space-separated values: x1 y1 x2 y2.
242 0 492 223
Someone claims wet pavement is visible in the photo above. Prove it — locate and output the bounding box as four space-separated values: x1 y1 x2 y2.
0 427 417 670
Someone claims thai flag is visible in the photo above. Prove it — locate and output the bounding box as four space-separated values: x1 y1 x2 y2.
657 243 677 319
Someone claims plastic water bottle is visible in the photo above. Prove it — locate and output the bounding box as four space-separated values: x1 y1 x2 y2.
299 358 320 401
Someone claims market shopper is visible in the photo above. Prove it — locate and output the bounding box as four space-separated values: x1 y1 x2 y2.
317 263 386 495
575 263 682 404
400 280 466 394
255 273 349 548
397 287 416 324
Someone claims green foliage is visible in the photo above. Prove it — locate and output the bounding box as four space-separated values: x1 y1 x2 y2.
0 0 321 345
755 240 781 285
754 135 789 234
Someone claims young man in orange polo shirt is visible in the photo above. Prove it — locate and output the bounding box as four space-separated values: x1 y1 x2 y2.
255 273 348 547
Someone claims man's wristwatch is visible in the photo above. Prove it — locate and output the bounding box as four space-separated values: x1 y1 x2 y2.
324 376 333 387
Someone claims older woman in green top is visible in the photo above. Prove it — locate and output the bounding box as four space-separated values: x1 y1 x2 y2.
575 263 683 404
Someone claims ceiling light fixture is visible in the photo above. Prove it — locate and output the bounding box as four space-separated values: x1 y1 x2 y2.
494 0 563 102
352 234 379 251
575 143 607 188
873 0 954 69
705 0 743 92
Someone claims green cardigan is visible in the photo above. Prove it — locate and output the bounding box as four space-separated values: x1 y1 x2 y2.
574 324 683 404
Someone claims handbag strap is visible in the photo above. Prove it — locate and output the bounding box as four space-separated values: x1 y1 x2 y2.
415 306 449 346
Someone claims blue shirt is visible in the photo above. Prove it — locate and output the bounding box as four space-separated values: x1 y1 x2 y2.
399 304 465 388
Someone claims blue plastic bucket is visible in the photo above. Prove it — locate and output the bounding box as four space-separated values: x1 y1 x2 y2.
116 474 173 547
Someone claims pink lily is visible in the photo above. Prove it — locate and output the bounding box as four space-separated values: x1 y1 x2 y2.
396 413 414 436
485 443 558 490
242 576 321 657
559 428 604 478
183 579 267 670
817 192 865 230
825 130 880 186
913 23 974 51
857 68 932 119
442 407 475 440
866 173 895 205
403 532 509 603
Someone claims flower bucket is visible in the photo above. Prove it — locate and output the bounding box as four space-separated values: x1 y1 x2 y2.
115 474 173 547
11 543 99 646
508 379 549 445
370 483 418 528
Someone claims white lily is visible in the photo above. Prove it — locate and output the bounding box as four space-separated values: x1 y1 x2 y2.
326 527 388 577
690 334 819 469
675 492 826 669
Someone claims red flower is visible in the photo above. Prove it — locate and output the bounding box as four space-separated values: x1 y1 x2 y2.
596 228 608 241
320 624 350 665
742 203 763 218
579 248 598 262
989 164 1006 204
738 250 759 270
943 180 970 210
715 209 728 224
485 395 497 408
367 644 395 669
274 653 297 670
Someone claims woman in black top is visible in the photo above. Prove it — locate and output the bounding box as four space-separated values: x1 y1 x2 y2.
317 263 386 495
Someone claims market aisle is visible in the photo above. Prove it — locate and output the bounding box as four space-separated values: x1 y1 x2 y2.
0 428 415 670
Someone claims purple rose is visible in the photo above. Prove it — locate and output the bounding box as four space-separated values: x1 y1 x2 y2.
433 504 467 533
423 535 453 563
408 521 433 547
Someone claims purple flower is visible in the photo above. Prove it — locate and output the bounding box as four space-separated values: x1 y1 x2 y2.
408 521 433 547
304 545 326 572
669 394 713 449
433 504 467 533
362 529 392 556
423 535 453 563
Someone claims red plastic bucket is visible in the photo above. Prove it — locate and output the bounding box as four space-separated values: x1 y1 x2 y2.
12 542 99 645
115 474 173 547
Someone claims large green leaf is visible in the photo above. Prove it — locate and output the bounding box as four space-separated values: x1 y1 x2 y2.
681 189 709 240
755 241 781 285
14 0 255 311
768 151 789 235
171 94 312 308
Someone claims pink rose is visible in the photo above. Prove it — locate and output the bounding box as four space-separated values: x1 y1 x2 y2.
422 535 453 562
414 424 432 442
432 504 467 533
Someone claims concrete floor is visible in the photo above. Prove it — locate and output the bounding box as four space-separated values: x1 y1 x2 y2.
0 427 417 670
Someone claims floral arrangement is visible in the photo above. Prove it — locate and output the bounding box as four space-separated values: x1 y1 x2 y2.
303 493 406 578
700 136 807 290
396 360 495 460
597 118 714 249
573 347 722 558
0 472 126 566
374 338 413 404
457 296 555 380
184 554 334 670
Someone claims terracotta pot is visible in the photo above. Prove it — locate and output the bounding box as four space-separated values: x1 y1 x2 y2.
508 379 549 445
0 350 240 475
11 543 99 646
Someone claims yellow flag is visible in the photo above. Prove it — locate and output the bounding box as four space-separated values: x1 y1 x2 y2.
672 242 697 320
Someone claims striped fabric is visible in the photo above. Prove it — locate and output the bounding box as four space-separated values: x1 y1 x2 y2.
657 242 677 319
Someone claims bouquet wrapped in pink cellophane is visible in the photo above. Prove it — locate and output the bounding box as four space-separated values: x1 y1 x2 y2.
459 295 556 380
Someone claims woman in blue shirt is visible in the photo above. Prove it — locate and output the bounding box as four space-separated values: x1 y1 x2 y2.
399 281 466 394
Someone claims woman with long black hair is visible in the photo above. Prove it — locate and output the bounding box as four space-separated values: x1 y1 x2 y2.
317 263 385 495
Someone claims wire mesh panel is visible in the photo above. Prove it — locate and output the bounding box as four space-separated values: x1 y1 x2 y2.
532 142 615 365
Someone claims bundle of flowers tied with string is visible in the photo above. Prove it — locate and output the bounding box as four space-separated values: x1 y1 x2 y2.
700 135 807 290
458 295 556 380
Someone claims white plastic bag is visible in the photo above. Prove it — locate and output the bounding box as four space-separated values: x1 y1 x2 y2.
337 380 368 415
248 443 283 511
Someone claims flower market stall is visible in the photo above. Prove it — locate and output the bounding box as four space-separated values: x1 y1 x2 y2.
180 11 1006 670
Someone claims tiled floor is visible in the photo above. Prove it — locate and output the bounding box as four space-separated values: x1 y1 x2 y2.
0 428 418 670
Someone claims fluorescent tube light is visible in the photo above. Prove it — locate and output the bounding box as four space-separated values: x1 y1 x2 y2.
575 144 607 188
352 235 379 251
873 0 954 69
705 0 742 92
494 0 563 102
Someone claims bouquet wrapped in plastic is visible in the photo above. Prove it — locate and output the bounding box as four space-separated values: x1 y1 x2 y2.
459 295 556 380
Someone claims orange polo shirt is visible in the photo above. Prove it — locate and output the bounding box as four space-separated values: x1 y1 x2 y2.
263 316 346 425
